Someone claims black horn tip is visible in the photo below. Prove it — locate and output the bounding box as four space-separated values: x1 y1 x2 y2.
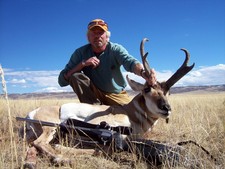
180 48 190 57
142 38 149 43
180 48 195 69
180 48 188 52
180 48 190 64
144 52 149 59
190 62 195 69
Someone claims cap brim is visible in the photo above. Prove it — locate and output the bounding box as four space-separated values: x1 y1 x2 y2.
88 25 108 32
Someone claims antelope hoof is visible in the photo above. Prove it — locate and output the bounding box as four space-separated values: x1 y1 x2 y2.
24 147 37 169
52 156 72 167
23 162 36 169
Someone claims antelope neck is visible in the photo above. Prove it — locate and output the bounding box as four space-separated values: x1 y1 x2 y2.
123 94 158 129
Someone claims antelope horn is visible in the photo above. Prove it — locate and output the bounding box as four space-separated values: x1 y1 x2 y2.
140 38 151 78
164 48 195 93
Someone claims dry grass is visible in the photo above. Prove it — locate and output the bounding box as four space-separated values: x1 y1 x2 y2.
0 92 224 168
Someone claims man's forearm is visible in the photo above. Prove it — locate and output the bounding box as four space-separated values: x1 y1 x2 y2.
134 63 144 77
64 61 86 81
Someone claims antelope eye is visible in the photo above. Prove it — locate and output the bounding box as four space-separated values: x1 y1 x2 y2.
144 87 151 93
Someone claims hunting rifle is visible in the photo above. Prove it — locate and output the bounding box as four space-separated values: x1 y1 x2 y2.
16 117 132 149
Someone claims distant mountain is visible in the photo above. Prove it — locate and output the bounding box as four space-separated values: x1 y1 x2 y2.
6 92 77 100
3 84 225 100
170 84 225 94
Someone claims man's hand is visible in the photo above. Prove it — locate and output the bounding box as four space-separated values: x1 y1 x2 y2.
63 56 100 81
85 56 100 68
142 68 157 86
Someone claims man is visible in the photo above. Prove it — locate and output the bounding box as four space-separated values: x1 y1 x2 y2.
58 19 156 105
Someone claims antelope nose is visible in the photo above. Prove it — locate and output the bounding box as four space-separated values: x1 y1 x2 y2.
158 99 171 112
163 104 171 111
160 103 171 111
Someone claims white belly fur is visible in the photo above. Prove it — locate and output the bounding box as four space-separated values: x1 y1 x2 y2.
60 103 109 122
60 103 131 127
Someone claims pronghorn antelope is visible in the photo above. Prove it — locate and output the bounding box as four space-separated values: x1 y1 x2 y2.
18 38 194 168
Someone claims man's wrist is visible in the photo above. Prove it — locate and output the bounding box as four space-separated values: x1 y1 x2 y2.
81 60 86 67
64 70 73 81
64 73 69 81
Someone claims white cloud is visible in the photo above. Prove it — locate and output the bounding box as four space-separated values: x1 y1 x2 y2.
1 64 225 93
10 78 26 84
36 86 71 93
26 75 58 87
183 64 225 86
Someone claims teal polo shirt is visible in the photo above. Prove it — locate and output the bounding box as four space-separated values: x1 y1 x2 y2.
58 42 140 93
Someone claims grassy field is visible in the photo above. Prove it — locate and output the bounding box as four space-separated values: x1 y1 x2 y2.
0 92 224 168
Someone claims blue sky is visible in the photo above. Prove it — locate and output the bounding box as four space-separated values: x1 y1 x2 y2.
0 0 225 94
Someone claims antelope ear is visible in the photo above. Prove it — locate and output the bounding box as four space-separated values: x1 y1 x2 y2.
160 81 170 95
126 75 144 91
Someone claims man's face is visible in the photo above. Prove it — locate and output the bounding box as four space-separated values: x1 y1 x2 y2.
88 27 108 49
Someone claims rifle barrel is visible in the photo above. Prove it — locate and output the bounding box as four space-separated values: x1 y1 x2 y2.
16 117 59 127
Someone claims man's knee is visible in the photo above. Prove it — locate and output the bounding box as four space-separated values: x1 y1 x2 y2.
70 73 90 83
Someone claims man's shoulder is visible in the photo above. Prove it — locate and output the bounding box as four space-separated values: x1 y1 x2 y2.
109 41 122 47
72 44 92 56
108 42 126 51
77 43 91 51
